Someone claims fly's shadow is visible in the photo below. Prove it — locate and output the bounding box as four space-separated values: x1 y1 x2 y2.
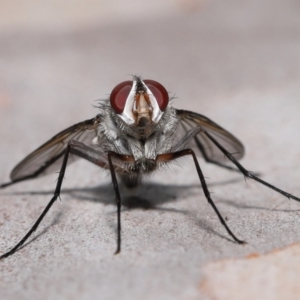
3 179 245 245
6 175 244 209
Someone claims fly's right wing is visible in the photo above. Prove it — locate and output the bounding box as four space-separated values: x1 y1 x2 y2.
176 109 245 165
10 115 101 182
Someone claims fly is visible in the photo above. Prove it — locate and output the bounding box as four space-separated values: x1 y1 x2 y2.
1 76 299 259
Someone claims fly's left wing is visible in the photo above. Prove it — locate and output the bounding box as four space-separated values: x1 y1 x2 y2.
176 109 245 164
10 115 101 182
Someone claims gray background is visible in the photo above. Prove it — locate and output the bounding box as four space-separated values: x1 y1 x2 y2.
1 0 300 299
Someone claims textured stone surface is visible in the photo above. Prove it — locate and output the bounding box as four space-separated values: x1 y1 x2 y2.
1 1 300 299
201 244 300 300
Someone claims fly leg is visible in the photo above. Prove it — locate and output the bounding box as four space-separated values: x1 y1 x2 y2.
0 143 73 259
0 140 128 259
59 143 135 255
106 152 135 254
157 149 245 244
204 131 300 202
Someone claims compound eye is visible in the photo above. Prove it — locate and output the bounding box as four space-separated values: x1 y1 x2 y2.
144 79 169 111
110 81 132 114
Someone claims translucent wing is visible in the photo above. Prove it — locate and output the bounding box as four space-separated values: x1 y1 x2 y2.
176 109 244 163
10 115 101 181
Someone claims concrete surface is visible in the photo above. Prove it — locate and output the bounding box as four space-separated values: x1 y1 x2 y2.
1 0 300 299
201 244 300 300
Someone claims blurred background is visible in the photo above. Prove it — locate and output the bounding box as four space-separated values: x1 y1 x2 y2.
1 0 300 163
1 1 300 114
1 1 300 299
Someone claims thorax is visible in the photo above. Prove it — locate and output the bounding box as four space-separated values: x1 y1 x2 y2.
97 105 178 163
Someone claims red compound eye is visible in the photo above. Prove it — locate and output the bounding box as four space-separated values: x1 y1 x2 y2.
110 81 132 114
143 80 169 111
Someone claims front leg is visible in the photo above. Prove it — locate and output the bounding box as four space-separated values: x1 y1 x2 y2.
1 142 73 259
0 141 133 259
